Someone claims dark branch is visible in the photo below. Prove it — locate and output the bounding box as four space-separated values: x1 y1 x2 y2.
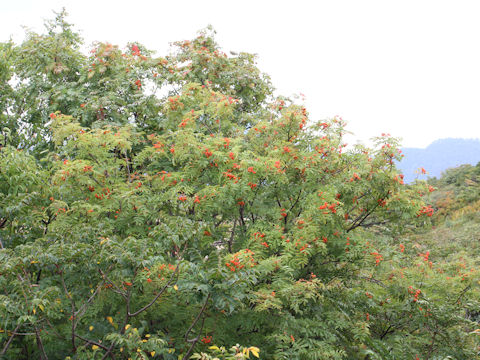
1 324 21 356
129 264 180 317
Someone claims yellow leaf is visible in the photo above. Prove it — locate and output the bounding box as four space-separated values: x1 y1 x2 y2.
145 334 151 338
38 304 44 312
209 346 220 350
151 351 155 357
106 316 114 325
32 308 36 314
125 324 131 330
89 326 94 331
173 285 178 291
92 345 99 350
250 347 260 358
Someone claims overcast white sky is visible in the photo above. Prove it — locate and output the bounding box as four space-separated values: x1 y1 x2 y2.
2 0 480 148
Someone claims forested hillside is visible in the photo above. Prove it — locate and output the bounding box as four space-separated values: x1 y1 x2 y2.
1 11 479 360
398 138 480 183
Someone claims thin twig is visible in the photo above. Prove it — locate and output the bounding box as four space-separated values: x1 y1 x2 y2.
454 285 471 304
184 293 211 341
74 281 104 319
59 270 77 352
75 334 110 352
228 219 236 253
182 293 211 360
98 269 127 300
129 264 180 317
425 330 437 360
124 150 132 183
1 324 21 355
35 327 48 360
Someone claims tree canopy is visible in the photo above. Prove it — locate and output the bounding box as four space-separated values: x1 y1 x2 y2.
1 10 478 360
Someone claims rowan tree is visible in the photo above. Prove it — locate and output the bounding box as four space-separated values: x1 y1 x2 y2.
1 10 477 360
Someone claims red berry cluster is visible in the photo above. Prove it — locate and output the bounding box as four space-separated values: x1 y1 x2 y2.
225 249 256 272
201 336 212 344
370 252 383 266
408 286 421 302
417 205 434 217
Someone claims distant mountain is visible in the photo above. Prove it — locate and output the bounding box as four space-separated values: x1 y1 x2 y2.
397 138 480 183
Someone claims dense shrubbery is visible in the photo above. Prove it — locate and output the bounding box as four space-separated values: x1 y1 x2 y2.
1 10 479 359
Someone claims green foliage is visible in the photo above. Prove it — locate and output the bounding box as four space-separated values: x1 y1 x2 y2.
0 10 477 360
428 162 480 221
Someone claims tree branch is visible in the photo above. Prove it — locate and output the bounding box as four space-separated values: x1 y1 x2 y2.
182 293 211 360
35 327 48 360
98 269 127 300
1 324 21 356
228 219 236 253
74 334 110 351
124 150 132 183
129 264 180 317
59 269 77 352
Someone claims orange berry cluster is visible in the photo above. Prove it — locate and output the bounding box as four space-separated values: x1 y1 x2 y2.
201 335 212 344
370 252 383 266
225 249 256 272
408 286 421 302
349 173 361 182
318 202 338 214
417 205 434 217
